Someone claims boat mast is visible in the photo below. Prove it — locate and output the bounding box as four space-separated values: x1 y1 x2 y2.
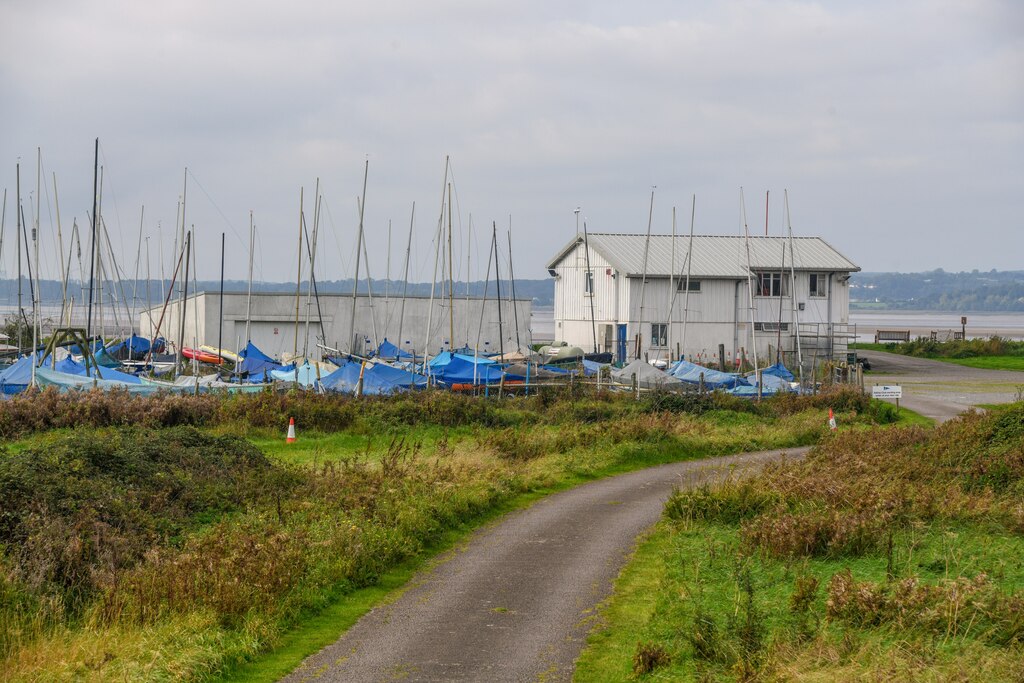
53 173 67 327
422 156 448 363
358 212 379 351
302 179 319 359
15 162 23 351
785 190 804 385
447 183 454 350
0 189 6 283
86 139 98 343
245 211 254 342
681 196 695 360
218 231 225 362
492 221 504 359
668 206 676 359
581 212 597 354
176 229 191 375
348 159 368 355
293 186 304 358
741 188 759 381
130 205 144 339
31 149 40 387
507 223 521 352
636 187 655 359
396 201 414 359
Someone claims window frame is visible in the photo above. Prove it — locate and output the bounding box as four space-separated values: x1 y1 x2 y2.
754 272 788 297
809 272 828 298
584 270 594 296
675 278 701 293
650 322 669 348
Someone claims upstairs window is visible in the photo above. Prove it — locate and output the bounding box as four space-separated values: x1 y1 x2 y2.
675 279 701 292
584 270 594 295
809 272 828 297
754 272 787 297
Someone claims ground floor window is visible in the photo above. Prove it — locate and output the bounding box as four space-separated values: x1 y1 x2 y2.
754 322 790 332
651 323 668 347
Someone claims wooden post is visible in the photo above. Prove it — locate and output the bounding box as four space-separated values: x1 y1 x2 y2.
718 343 726 372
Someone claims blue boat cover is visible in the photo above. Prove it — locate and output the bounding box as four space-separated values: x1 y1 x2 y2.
321 360 428 394
0 354 38 394
103 334 153 360
436 355 505 385
237 341 281 375
582 359 609 376
53 356 142 384
270 361 319 387
761 362 795 382
668 360 742 390
376 338 414 360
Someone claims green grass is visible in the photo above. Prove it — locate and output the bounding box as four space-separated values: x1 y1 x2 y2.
576 520 1024 682
850 342 901 352
0 387 896 681
576 405 1024 680
941 356 1024 372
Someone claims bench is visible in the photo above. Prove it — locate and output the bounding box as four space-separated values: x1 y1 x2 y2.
875 329 910 344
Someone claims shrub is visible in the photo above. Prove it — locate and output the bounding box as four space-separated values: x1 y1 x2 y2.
632 641 671 675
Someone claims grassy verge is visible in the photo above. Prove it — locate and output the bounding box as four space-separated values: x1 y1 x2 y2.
0 385 893 681
576 402 1024 681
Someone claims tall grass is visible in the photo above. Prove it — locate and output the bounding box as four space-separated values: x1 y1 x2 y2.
585 401 1024 681
0 384 886 681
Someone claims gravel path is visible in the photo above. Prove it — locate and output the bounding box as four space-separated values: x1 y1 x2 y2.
280 447 807 683
857 350 1024 422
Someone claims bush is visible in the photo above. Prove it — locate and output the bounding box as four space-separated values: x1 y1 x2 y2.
632 641 671 675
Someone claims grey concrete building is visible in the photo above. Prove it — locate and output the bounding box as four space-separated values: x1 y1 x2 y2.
139 291 532 360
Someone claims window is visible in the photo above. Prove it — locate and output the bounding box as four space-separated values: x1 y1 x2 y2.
650 323 668 347
584 270 594 295
675 279 701 292
809 272 828 297
754 322 790 332
754 272 787 297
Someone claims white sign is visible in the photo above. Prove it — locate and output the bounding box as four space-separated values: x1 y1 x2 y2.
872 384 902 399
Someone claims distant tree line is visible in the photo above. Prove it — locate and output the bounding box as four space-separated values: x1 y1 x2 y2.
851 269 1024 312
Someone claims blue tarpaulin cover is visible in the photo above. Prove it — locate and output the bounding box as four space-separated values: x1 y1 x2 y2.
376 338 413 360
237 341 281 375
54 357 142 384
270 361 319 387
667 360 742 390
760 362 795 382
0 354 38 394
435 355 504 385
321 360 427 394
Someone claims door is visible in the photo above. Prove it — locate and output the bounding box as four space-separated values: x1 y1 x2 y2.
616 324 627 365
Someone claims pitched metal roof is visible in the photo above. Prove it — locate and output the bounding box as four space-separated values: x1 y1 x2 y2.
546 233 859 277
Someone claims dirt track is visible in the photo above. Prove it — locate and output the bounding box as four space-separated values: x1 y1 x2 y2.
279 447 807 683
856 350 1024 422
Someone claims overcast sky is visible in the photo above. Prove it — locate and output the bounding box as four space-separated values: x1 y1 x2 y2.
1 0 1021 285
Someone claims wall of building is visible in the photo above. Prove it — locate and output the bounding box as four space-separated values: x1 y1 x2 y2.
551 240 854 366
140 292 533 360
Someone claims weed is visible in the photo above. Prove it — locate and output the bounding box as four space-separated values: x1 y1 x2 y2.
631 641 671 676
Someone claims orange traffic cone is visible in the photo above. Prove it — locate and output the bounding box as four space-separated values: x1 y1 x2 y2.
286 417 296 443
828 408 837 431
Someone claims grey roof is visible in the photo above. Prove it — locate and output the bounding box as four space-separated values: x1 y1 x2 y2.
547 233 860 277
